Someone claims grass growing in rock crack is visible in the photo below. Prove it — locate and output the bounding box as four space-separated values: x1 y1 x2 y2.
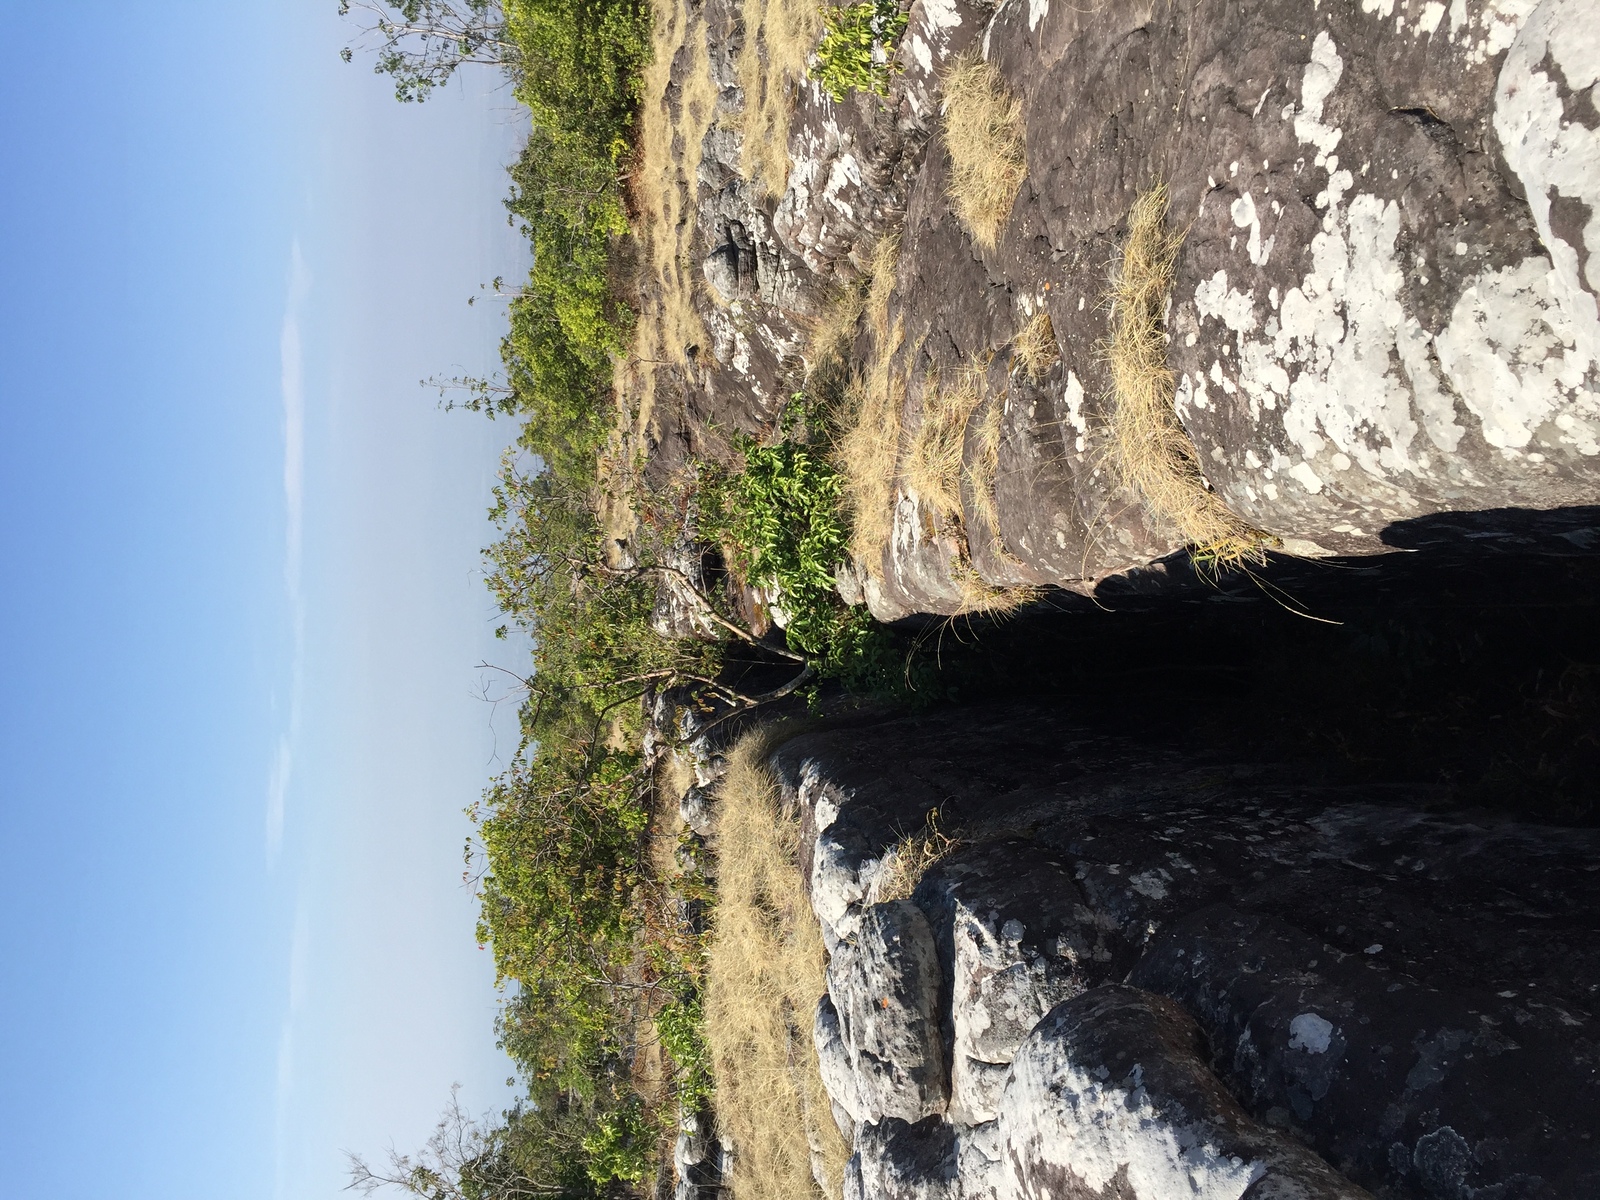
1104 185 1272 572
705 728 852 1200
1011 309 1059 378
904 358 1038 615
941 53 1027 249
873 809 960 902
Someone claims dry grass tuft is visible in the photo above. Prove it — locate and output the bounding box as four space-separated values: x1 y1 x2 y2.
954 568 1039 616
967 393 1006 541
831 233 906 575
1011 310 1059 378
835 326 905 570
705 728 850 1200
865 232 900 343
906 358 987 524
941 54 1027 250
874 811 959 902
1105 185 1271 570
736 0 824 196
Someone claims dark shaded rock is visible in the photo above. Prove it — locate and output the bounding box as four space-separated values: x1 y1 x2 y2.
1000 985 1371 1200
855 1115 961 1200
1131 904 1600 1199
790 702 1600 1200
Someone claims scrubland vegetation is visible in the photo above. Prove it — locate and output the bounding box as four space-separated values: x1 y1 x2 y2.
340 5 1258 1197
339 6 932 1198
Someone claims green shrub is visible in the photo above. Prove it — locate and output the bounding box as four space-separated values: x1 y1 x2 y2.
655 993 713 1110
581 1099 656 1187
812 0 908 101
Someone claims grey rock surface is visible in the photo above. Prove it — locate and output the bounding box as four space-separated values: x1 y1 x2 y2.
782 703 1600 1200
999 985 1370 1200
827 899 951 1123
650 0 1600 617
679 785 714 839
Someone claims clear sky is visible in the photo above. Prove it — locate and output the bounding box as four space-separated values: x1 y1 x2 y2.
0 4 527 1197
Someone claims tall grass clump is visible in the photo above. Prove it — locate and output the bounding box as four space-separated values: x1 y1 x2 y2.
1104 185 1269 570
705 730 851 1200
832 235 906 575
906 358 986 523
736 0 825 195
941 54 1026 249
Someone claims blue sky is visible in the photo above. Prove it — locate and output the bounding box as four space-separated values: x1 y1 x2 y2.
0 5 527 1197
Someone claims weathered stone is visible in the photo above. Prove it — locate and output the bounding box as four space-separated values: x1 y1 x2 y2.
650 541 721 640
679 785 714 838
916 841 1123 1123
998 985 1371 1200
815 991 865 1128
652 0 1600 618
827 899 950 1123
856 1116 962 1200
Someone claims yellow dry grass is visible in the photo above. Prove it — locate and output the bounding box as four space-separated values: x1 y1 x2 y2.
1104 185 1270 570
941 54 1027 250
968 392 1005 541
1011 309 1059 378
831 234 906 574
597 0 722 546
736 0 823 196
906 358 986 524
873 811 959 903
705 728 851 1200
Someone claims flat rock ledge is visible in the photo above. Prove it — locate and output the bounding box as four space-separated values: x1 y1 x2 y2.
763 704 1600 1200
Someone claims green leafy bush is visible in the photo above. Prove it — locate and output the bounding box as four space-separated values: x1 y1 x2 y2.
581 1099 656 1187
812 0 908 102
655 993 713 1110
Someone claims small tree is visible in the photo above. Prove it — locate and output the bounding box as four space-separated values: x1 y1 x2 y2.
338 0 520 101
346 1086 597 1200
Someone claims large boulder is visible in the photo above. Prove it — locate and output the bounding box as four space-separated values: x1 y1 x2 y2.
997 985 1370 1200
790 702 1600 1200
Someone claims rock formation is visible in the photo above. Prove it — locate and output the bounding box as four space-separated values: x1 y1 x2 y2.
649 0 1600 617
759 704 1600 1200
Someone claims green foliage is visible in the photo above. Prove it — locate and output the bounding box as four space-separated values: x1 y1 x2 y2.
701 436 915 690
581 1099 656 1187
812 0 908 102
506 0 651 157
655 993 712 1110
